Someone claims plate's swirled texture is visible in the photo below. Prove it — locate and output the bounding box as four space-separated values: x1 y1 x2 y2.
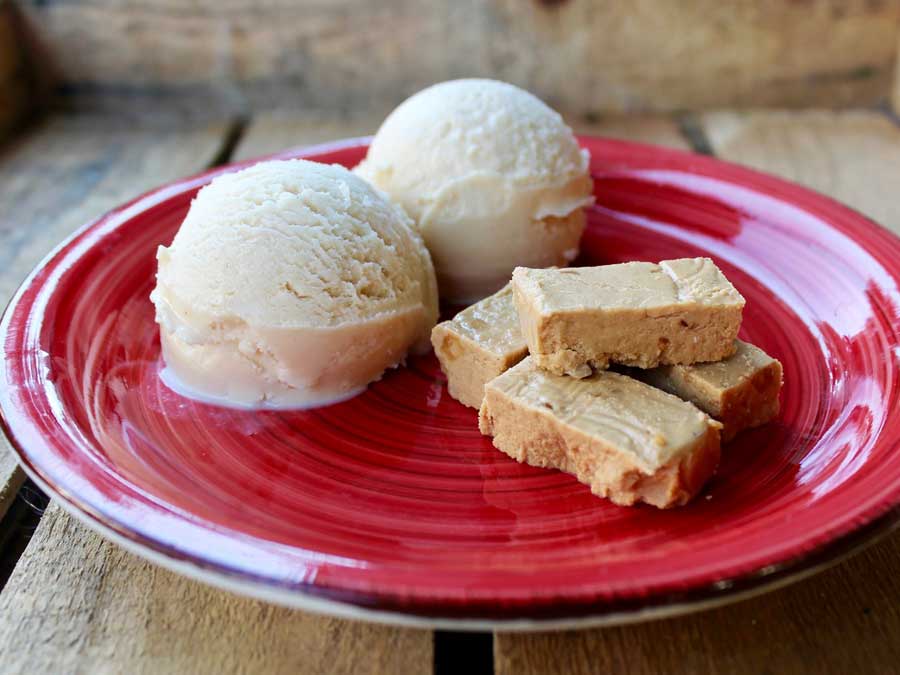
2 138 900 626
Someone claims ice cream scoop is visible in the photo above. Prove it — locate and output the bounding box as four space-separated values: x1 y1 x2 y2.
151 159 438 409
355 79 594 302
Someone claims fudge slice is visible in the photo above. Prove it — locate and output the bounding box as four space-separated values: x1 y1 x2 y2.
512 258 745 377
431 284 528 408
628 340 783 442
479 358 722 508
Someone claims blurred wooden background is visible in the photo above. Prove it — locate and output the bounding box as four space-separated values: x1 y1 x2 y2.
3 0 900 136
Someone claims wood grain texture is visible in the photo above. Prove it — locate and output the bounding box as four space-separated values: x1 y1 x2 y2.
0 116 230 317
569 115 690 150
894 23 900 113
0 504 432 675
0 116 228 520
495 108 900 675
233 110 388 162
0 445 25 520
0 113 433 675
702 109 900 234
17 0 900 115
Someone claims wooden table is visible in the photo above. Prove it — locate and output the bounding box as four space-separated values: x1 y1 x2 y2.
1 109 900 674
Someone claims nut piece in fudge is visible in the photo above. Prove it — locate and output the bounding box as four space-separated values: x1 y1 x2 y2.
512 258 745 377
628 340 783 442
478 357 722 508
431 284 528 408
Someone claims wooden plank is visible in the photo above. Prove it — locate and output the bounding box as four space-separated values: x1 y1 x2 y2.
894 26 900 114
0 117 228 320
233 109 388 161
0 113 433 674
702 109 900 234
568 114 690 150
234 110 689 163
0 445 24 519
17 0 900 115
0 503 431 674
496 109 900 674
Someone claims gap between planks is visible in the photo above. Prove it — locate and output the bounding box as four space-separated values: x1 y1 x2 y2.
495 107 900 675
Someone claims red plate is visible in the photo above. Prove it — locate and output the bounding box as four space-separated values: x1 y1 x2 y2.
3 138 900 629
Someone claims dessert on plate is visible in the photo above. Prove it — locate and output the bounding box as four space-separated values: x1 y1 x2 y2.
437 260 781 508
152 159 437 409
626 340 783 442
512 258 745 377
430 283 527 409
355 78 594 302
149 78 783 510
479 358 722 508
432 263 782 448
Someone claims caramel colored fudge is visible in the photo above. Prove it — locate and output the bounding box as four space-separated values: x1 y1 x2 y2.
431 284 528 408
628 340 783 442
478 358 722 508
512 258 745 377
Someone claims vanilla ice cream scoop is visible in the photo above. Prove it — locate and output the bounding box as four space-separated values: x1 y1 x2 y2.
355 79 594 302
151 159 438 409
